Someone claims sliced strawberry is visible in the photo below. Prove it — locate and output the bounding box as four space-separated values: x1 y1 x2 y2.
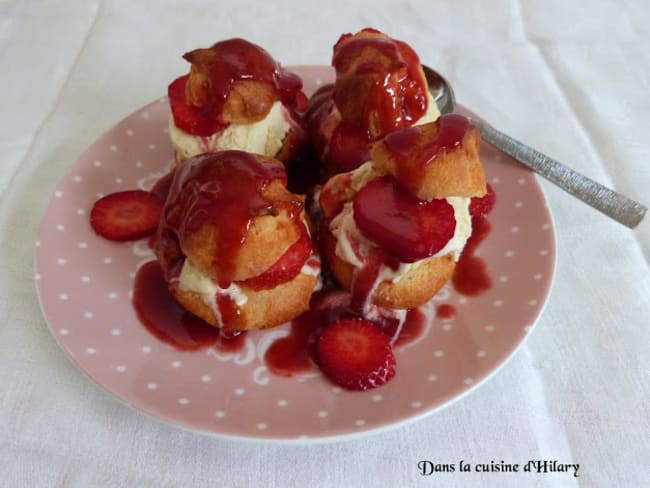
469 183 496 217
316 317 396 391
352 176 456 263
90 190 163 241
329 121 370 172
168 74 225 136
241 227 313 290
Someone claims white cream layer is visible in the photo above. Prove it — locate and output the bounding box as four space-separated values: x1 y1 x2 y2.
176 258 248 328
169 101 292 161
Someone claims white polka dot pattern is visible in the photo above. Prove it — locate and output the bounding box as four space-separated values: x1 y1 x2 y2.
34 66 555 442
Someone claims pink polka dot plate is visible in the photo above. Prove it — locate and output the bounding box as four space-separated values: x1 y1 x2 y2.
35 66 556 442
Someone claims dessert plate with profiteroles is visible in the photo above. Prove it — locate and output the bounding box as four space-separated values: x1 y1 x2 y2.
34 66 556 442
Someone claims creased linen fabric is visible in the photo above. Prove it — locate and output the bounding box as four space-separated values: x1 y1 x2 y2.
1 1 648 486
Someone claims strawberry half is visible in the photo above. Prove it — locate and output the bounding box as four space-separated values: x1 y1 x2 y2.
241 227 313 290
352 176 456 263
168 74 225 136
316 317 396 391
90 190 163 241
469 183 496 217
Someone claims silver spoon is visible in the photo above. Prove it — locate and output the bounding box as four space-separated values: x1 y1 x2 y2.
423 65 647 229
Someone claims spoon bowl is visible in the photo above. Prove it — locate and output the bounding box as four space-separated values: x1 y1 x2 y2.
423 65 456 116
421 64 646 229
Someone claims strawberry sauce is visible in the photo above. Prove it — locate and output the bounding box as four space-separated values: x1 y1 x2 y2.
452 215 493 295
132 260 245 351
386 308 427 347
436 303 457 319
263 295 336 377
149 169 175 203
332 29 427 133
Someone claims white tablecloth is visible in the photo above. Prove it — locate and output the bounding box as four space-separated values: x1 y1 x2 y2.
2 1 649 486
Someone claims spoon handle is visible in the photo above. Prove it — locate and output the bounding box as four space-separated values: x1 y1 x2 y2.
470 118 647 229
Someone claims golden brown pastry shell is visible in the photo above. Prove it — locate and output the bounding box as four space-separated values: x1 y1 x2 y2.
321 227 455 310
370 124 486 201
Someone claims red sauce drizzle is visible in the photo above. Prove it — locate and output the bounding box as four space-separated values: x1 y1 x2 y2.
332 30 427 134
349 254 382 311
133 260 249 351
157 151 293 289
169 38 306 136
264 290 351 376
214 328 248 352
452 215 493 295
216 294 241 326
149 169 175 203
384 308 427 347
382 114 472 192
263 317 319 376
436 303 456 319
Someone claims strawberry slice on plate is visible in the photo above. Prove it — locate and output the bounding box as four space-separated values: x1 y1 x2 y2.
90 190 163 241
352 175 456 263
316 317 396 391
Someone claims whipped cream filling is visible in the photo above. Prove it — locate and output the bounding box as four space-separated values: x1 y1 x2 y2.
169 101 292 160
176 258 248 328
